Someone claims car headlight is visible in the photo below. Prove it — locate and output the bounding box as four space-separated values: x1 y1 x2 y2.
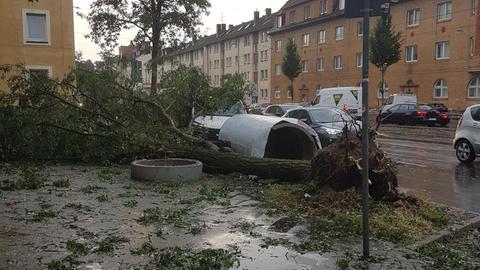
316 127 342 135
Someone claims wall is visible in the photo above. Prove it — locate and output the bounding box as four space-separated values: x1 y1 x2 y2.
0 0 75 87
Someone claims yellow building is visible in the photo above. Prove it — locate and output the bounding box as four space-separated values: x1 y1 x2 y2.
0 0 75 87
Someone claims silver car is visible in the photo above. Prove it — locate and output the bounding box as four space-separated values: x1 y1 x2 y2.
454 104 480 163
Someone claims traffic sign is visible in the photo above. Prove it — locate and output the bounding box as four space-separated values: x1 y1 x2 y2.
345 0 391 18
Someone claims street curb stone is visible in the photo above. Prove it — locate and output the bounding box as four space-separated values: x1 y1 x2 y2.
377 135 451 146
407 211 480 251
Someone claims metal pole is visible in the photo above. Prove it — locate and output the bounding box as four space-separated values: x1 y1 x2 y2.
361 0 371 258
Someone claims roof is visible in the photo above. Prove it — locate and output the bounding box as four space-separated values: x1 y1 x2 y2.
167 12 276 57
279 0 311 12
269 10 345 36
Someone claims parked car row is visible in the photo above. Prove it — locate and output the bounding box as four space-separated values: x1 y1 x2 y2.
380 104 450 127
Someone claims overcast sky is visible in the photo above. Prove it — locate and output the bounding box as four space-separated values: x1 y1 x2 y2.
73 0 284 61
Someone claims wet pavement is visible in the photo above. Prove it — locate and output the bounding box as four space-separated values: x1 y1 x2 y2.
0 166 430 270
379 138 480 214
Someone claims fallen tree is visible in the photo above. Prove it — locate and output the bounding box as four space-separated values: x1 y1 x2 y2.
0 64 399 202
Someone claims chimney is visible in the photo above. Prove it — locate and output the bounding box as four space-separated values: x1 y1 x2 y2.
254 11 260 21
221 24 226 32
216 24 222 35
265 8 272 16
229 24 234 30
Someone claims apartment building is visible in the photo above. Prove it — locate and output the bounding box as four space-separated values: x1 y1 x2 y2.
136 9 275 104
0 0 75 89
270 0 480 109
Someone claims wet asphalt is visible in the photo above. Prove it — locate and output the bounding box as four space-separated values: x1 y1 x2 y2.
378 138 480 214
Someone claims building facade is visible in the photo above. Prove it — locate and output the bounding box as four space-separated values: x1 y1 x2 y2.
136 9 275 105
270 0 480 109
0 0 75 89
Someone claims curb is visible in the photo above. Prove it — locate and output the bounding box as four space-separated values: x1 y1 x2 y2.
377 135 452 146
407 209 480 251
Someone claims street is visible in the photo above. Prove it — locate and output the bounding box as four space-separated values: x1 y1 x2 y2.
379 138 480 213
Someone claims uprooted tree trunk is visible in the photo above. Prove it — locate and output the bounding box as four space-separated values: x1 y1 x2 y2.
309 133 398 201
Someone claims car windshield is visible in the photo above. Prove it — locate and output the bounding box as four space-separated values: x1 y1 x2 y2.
310 109 352 123
215 101 245 116
419 105 432 111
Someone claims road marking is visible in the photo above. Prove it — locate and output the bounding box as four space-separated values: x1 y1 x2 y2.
396 161 427 168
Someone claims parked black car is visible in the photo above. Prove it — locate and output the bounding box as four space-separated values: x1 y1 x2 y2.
381 104 450 127
264 104 302 117
283 107 360 147
427 103 449 113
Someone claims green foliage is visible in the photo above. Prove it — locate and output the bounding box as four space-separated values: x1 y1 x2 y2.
66 240 89 256
131 238 156 256
150 247 239 270
96 194 110 203
281 38 302 101
198 184 231 205
159 66 246 128
418 242 476 270
32 209 57 222
370 15 402 70
122 199 138 208
47 255 81 270
0 166 47 191
81 185 105 194
95 236 129 255
137 207 191 227
52 179 70 188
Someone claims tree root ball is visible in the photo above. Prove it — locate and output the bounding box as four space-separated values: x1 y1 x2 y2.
309 136 399 201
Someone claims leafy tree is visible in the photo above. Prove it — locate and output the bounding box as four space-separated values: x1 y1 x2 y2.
83 0 210 95
160 67 246 128
281 38 302 103
370 14 402 105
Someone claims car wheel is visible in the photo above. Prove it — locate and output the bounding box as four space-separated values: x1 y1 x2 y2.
456 140 476 163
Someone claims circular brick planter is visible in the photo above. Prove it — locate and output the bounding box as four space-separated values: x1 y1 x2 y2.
130 159 203 182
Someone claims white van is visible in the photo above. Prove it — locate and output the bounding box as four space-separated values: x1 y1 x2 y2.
312 87 362 118
382 94 417 112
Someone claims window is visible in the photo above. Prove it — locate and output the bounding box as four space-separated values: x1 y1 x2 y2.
320 0 327 15
407 9 420 27
316 58 325 71
244 35 250 46
434 79 448 98
470 37 475 56
335 26 344 41
302 60 308 72
473 0 477 15
275 87 281 98
436 41 450 59
437 2 452 22
472 106 480 121
265 89 268 98
289 10 296 24
275 40 282 52
338 0 345 10
26 66 52 85
23 10 50 44
304 6 311 20
275 64 281 75
302 33 310 46
405 45 418 62
318 30 326 44
235 56 238 65
356 53 363 68
468 77 480 98
287 89 293 99
334 55 342 70
277 15 284 27
357 21 363 36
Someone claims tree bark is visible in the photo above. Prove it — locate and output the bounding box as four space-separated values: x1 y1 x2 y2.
170 147 311 182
